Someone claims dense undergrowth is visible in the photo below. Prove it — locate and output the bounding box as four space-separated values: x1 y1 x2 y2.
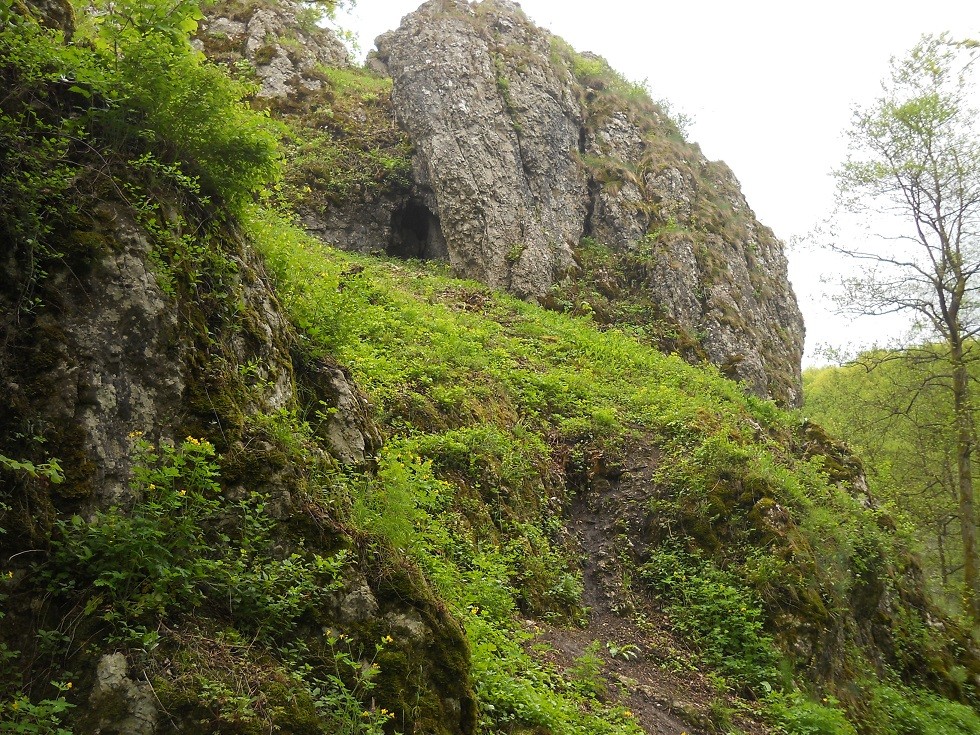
2 1 980 734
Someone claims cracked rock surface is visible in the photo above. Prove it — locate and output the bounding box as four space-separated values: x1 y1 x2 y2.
374 0 805 404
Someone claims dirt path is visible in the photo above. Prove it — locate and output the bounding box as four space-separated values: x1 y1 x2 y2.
530 444 768 735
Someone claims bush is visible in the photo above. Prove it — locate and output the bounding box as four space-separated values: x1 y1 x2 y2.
111 34 281 204
640 546 780 692
81 0 281 204
866 682 980 735
767 690 857 735
45 437 347 646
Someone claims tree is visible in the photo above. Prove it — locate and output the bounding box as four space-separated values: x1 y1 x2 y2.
828 34 980 618
804 356 965 598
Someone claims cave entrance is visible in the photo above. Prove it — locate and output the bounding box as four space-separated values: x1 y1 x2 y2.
388 199 447 261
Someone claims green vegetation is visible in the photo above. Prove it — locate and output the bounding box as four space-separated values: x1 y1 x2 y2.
274 65 412 211
640 546 779 692
40 436 393 732
0 680 75 735
541 236 709 361
0 0 279 309
824 34 980 618
0 3 405 733
805 350 980 614
2 1 979 734
252 206 980 732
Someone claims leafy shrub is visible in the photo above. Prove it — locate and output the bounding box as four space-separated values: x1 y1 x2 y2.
45 437 347 645
569 640 606 697
80 0 281 204
0 5 102 298
0 681 75 735
640 546 780 692
767 690 857 735
45 437 225 644
0 0 281 315
0 454 63 484
865 682 980 735
353 446 432 551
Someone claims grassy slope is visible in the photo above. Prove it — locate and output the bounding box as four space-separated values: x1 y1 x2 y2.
249 206 980 734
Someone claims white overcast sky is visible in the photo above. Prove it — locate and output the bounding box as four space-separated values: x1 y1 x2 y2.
338 1 980 366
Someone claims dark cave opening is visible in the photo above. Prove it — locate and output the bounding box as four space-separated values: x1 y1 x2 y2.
388 200 447 261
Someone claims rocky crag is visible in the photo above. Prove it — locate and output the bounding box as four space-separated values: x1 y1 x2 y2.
198 0 805 406
196 0 351 99
384 0 803 405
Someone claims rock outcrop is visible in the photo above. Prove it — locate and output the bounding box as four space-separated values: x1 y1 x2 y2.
0 160 469 735
197 0 350 98
371 0 804 404
375 0 584 299
194 0 804 404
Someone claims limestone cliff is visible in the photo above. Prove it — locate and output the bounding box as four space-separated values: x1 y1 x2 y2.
378 1 805 405
375 0 585 300
195 0 804 405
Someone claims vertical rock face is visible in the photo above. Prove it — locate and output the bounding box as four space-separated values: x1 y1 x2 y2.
376 0 584 297
197 0 350 98
373 0 805 405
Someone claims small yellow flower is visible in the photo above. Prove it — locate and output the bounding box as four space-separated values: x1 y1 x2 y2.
11 700 19 710
148 484 157 490
178 489 186 497
383 635 394 644
623 710 633 718
66 682 72 689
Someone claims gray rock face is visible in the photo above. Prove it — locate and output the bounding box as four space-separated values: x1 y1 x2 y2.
375 0 582 298
197 0 350 98
3 207 187 505
299 357 382 465
374 0 805 404
89 653 159 735
0 203 376 517
65 230 183 504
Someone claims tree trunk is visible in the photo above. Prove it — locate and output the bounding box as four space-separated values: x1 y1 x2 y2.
938 523 948 588
951 343 980 619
